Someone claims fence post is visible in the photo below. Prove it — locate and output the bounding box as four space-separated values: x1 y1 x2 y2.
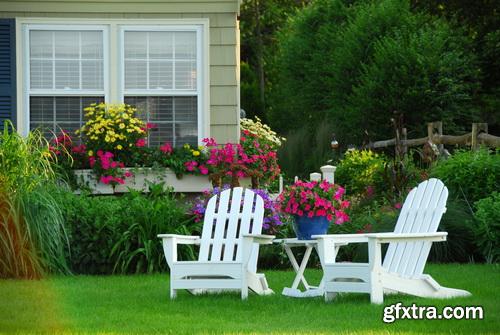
320 165 336 183
310 172 321 181
472 123 488 150
401 127 408 156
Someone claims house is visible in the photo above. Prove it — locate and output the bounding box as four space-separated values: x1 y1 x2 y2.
0 0 241 146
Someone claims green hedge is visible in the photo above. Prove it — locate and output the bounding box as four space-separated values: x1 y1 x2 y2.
431 149 500 203
473 192 500 263
55 186 198 274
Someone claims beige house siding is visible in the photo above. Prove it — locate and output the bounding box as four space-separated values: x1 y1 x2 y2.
0 0 241 143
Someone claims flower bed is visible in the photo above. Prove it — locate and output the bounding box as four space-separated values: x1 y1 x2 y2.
50 103 284 193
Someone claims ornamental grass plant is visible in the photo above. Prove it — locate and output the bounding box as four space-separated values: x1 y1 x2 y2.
0 121 69 279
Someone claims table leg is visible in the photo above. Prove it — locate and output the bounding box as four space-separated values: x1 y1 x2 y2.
290 246 313 290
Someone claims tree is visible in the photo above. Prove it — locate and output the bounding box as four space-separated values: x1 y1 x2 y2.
268 0 481 144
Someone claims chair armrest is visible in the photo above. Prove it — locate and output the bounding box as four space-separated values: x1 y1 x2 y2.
157 234 201 245
365 232 447 244
312 234 369 244
158 234 200 267
242 234 275 245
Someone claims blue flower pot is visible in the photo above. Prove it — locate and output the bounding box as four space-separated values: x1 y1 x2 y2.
292 215 330 240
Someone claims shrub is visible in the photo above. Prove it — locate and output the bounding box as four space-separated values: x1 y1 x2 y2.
428 199 477 263
277 122 337 179
472 193 500 263
431 149 500 203
55 185 197 274
335 149 387 196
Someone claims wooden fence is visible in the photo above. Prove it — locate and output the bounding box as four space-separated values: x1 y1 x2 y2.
365 121 499 156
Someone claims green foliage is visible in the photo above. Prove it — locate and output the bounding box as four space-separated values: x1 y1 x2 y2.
55 185 198 274
428 199 477 263
277 122 336 179
472 192 500 263
0 122 69 278
269 0 481 143
336 149 387 195
431 149 500 203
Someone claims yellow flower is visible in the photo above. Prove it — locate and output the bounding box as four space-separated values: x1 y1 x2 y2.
192 150 200 157
116 144 123 150
105 136 110 142
88 150 94 157
183 144 191 149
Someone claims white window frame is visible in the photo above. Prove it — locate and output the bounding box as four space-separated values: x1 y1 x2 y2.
119 25 204 146
16 18 210 144
22 24 110 134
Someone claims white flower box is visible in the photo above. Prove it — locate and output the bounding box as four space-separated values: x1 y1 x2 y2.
73 168 251 194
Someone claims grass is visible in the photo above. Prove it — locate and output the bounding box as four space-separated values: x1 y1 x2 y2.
0 264 498 334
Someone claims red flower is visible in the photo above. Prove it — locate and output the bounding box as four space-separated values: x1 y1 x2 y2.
135 138 146 147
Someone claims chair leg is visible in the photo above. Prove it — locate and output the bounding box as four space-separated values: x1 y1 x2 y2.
325 292 336 302
241 285 249 300
370 284 383 304
170 287 177 299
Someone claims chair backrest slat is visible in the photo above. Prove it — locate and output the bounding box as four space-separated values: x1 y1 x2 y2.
198 188 264 264
382 179 448 277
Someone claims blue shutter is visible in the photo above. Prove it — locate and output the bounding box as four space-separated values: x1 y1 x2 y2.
0 19 16 131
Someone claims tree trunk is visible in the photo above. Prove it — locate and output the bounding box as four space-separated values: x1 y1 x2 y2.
254 0 265 110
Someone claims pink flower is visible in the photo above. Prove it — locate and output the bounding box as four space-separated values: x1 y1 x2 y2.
394 202 402 209
202 138 217 147
160 142 173 154
334 210 350 225
124 171 133 178
199 165 209 175
184 161 198 172
100 175 113 185
111 161 118 168
334 187 345 200
146 122 156 129
341 200 350 209
135 138 146 147
113 177 125 185
89 156 96 168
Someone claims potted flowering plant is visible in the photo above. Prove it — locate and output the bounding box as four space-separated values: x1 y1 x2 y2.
277 179 350 240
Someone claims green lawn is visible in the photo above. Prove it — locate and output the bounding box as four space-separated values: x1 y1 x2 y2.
0 264 498 334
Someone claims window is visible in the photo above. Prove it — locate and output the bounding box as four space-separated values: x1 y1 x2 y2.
27 27 107 137
23 22 205 147
121 28 201 147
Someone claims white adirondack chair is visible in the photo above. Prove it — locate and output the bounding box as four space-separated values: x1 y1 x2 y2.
314 178 471 304
158 187 275 300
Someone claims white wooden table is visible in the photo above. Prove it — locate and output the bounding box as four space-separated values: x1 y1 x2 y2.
275 238 338 298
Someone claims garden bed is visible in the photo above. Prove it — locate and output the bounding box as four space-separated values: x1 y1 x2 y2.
74 168 251 194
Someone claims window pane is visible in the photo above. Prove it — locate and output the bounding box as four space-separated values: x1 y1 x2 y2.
30 60 53 89
175 60 197 90
149 60 173 89
124 31 147 59
82 60 103 90
30 96 104 138
175 32 196 60
81 31 103 59
149 31 173 59
54 31 79 59
125 60 148 89
55 60 79 89
123 30 197 91
29 29 104 90
124 96 197 147
30 31 53 59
